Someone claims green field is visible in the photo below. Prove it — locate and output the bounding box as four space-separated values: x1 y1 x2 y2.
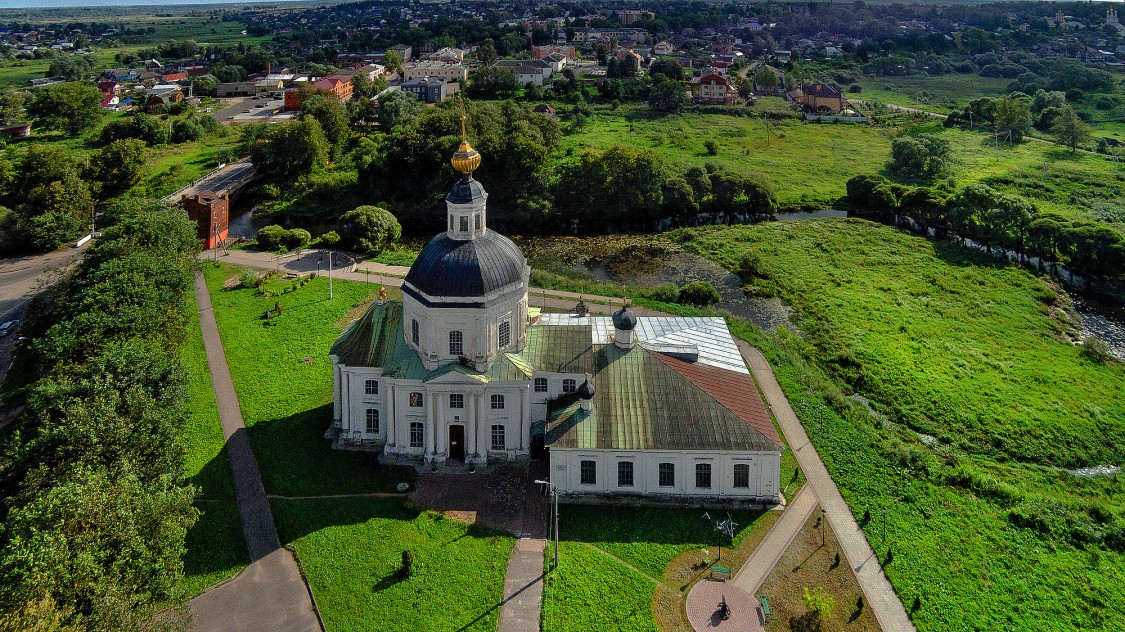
853 73 1012 114
273 497 514 632
179 291 248 598
201 264 414 497
678 219 1125 630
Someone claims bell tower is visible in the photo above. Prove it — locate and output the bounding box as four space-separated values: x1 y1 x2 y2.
447 99 487 241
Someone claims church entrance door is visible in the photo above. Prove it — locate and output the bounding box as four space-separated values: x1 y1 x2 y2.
449 425 465 461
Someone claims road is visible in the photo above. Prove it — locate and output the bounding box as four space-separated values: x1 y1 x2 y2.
0 245 86 388
167 159 257 203
212 95 293 124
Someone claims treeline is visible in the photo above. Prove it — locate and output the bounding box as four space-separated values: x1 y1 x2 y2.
847 174 1125 282
246 99 777 235
0 201 201 628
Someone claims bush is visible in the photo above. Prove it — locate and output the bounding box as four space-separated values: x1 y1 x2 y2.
737 252 769 280
337 205 402 254
703 139 718 156
650 282 679 303
1079 338 1114 363
282 228 311 250
317 230 340 247
1094 95 1115 111
848 83 862 93
677 281 721 306
239 269 260 288
256 224 286 251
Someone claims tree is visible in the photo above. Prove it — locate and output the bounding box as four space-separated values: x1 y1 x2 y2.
649 57 684 81
476 41 497 67
648 78 689 114
90 139 146 196
337 205 402 254
992 95 1032 143
465 66 519 98
553 146 668 232
100 113 167 146
249 119 329 183
752 66 779 93
888 133 951 179
1051 105 1090 153
0 89 28 126
192 74 219 96
301 95 350 151
378 90 422 132
28 82 102 136
256 225 286 250
170 119 204 144
384 50 404 75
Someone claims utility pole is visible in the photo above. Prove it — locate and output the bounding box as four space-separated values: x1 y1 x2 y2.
328 250 334 300
535 479 560 568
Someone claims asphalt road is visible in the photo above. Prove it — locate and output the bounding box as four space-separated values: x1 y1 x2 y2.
212 95 292 123
0 245 86 389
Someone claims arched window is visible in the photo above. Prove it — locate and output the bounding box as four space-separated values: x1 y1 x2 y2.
449 330 463 356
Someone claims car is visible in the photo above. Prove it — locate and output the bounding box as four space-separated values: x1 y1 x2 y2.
242 109 252 113
256 103 267 108
226 115 235 120
0 320 19 338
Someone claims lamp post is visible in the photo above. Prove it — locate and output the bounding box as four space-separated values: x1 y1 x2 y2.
821 507 826 547
328 250 334 300
535 479 559 568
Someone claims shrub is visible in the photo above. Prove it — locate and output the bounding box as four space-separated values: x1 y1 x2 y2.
283 228 311 250
650 282 679 303
677 281 721 306
337 205 402 255
317 230 340 248
803 586 835 620
1079 338 1114 363
848 83 862 93
239 269 260 288
737 252 769 280
703 139 718 156
1094 95 1115 111
256 224 286 251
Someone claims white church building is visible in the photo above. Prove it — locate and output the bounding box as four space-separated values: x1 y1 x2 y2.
329 124 783 502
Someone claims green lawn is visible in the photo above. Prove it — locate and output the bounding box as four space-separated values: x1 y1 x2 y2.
273 498 514 632
679 219 1125 630
853 74 1012 114
560 104 894 210
542 542 657 632
201 264 415 497
179 291 248 598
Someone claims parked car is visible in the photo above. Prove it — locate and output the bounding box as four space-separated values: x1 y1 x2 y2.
0 320 19 338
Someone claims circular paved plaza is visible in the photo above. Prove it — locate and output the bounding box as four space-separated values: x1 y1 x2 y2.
685 578 762 631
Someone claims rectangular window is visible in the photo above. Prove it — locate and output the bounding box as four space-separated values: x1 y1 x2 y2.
449 393 464 409
696 463 712 489
534 377 548 392
562 379 576 393
618 461 634 487
449 330 463 356
733 464 750 489
409 392 424 407
580 460 596 485
490 394 505 409
411 319 419 345
409 422 423 448
474 213 481 230
658 463 675 487
364 379 378 395
491 424 506 450
459 215 469 232
498 321 511 348
448 214 454 230
365 408 379 434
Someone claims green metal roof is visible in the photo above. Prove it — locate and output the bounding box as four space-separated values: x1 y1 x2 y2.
546 345 781 452
514 324 593 374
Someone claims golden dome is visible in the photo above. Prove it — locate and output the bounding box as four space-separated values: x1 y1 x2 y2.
451 139 481 174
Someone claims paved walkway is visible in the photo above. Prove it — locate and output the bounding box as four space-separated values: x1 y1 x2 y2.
685 579 762 631
498 538 547 632
738 341 915 632
731 484 819 595
187 273 322 632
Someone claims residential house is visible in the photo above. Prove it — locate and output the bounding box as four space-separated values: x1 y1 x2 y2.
97 81 120 97
0 123 31 138
162 72 188 84
388 43 413 61
312 75 355 101
492 59 552 86
788 83 846 114
542 53 567 73
402 61 469 82
532 45 575 61
427 47 465 62
216 81 257 97
653 41 674 56
146 85 183 113
400 76 449 103
690 72 735 105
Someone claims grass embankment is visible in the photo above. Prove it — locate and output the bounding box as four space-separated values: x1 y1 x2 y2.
679 219 1125 630
178 291 248 598
542 506 775 632
201 264 414 497
273 497 514 632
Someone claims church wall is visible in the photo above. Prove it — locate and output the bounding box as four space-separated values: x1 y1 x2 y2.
402 290 529 370
529 371 590 422
549 448 780 502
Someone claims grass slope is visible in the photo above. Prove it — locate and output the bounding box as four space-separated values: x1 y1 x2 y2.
678 219 1125 630
179 291 247 597
273 498 513 632
542 542 658 632
201 264 414 497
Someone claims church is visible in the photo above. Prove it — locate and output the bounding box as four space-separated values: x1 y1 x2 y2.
329 121 783 501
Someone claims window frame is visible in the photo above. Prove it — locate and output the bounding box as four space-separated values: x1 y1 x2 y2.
364 379 379 395
733 463 750 489
365 408 379 434
534 377 548 392
695 463 712 489
562 378 576 393
409 422 423 448
498 320 511 348
490 424 506 451
658 462 675 487
411 319 419 345
490 394 505 410
449 393 464 409
409 392 424 407
459 215 469 232
617 461 634 487
449 330 463 356
580 460 597 485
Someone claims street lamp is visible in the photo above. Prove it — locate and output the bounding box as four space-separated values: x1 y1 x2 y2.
535 479 560 568
328 250 334 300
821 507 826 547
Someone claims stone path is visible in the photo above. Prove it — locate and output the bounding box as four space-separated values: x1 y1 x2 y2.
731 485 819 595
737 341 915 632
498 538 547 632
187 273 322 632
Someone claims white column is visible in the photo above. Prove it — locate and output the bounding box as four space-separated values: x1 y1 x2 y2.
342 371 351 432
332 365 340 421
521 385 530 451
425 398 435 457
467 393 478 457
387 384 397 448
435 400 446 456
476 392 487 457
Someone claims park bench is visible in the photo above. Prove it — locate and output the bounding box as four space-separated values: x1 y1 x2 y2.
710 566 731 578
759 595 771 621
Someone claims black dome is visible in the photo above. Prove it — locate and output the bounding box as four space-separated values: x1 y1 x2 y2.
447 176 486 205
577 378 595 399
403 231 527 299
612 306 637 331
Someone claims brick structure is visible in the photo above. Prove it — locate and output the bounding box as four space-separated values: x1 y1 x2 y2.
182 191 229 249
